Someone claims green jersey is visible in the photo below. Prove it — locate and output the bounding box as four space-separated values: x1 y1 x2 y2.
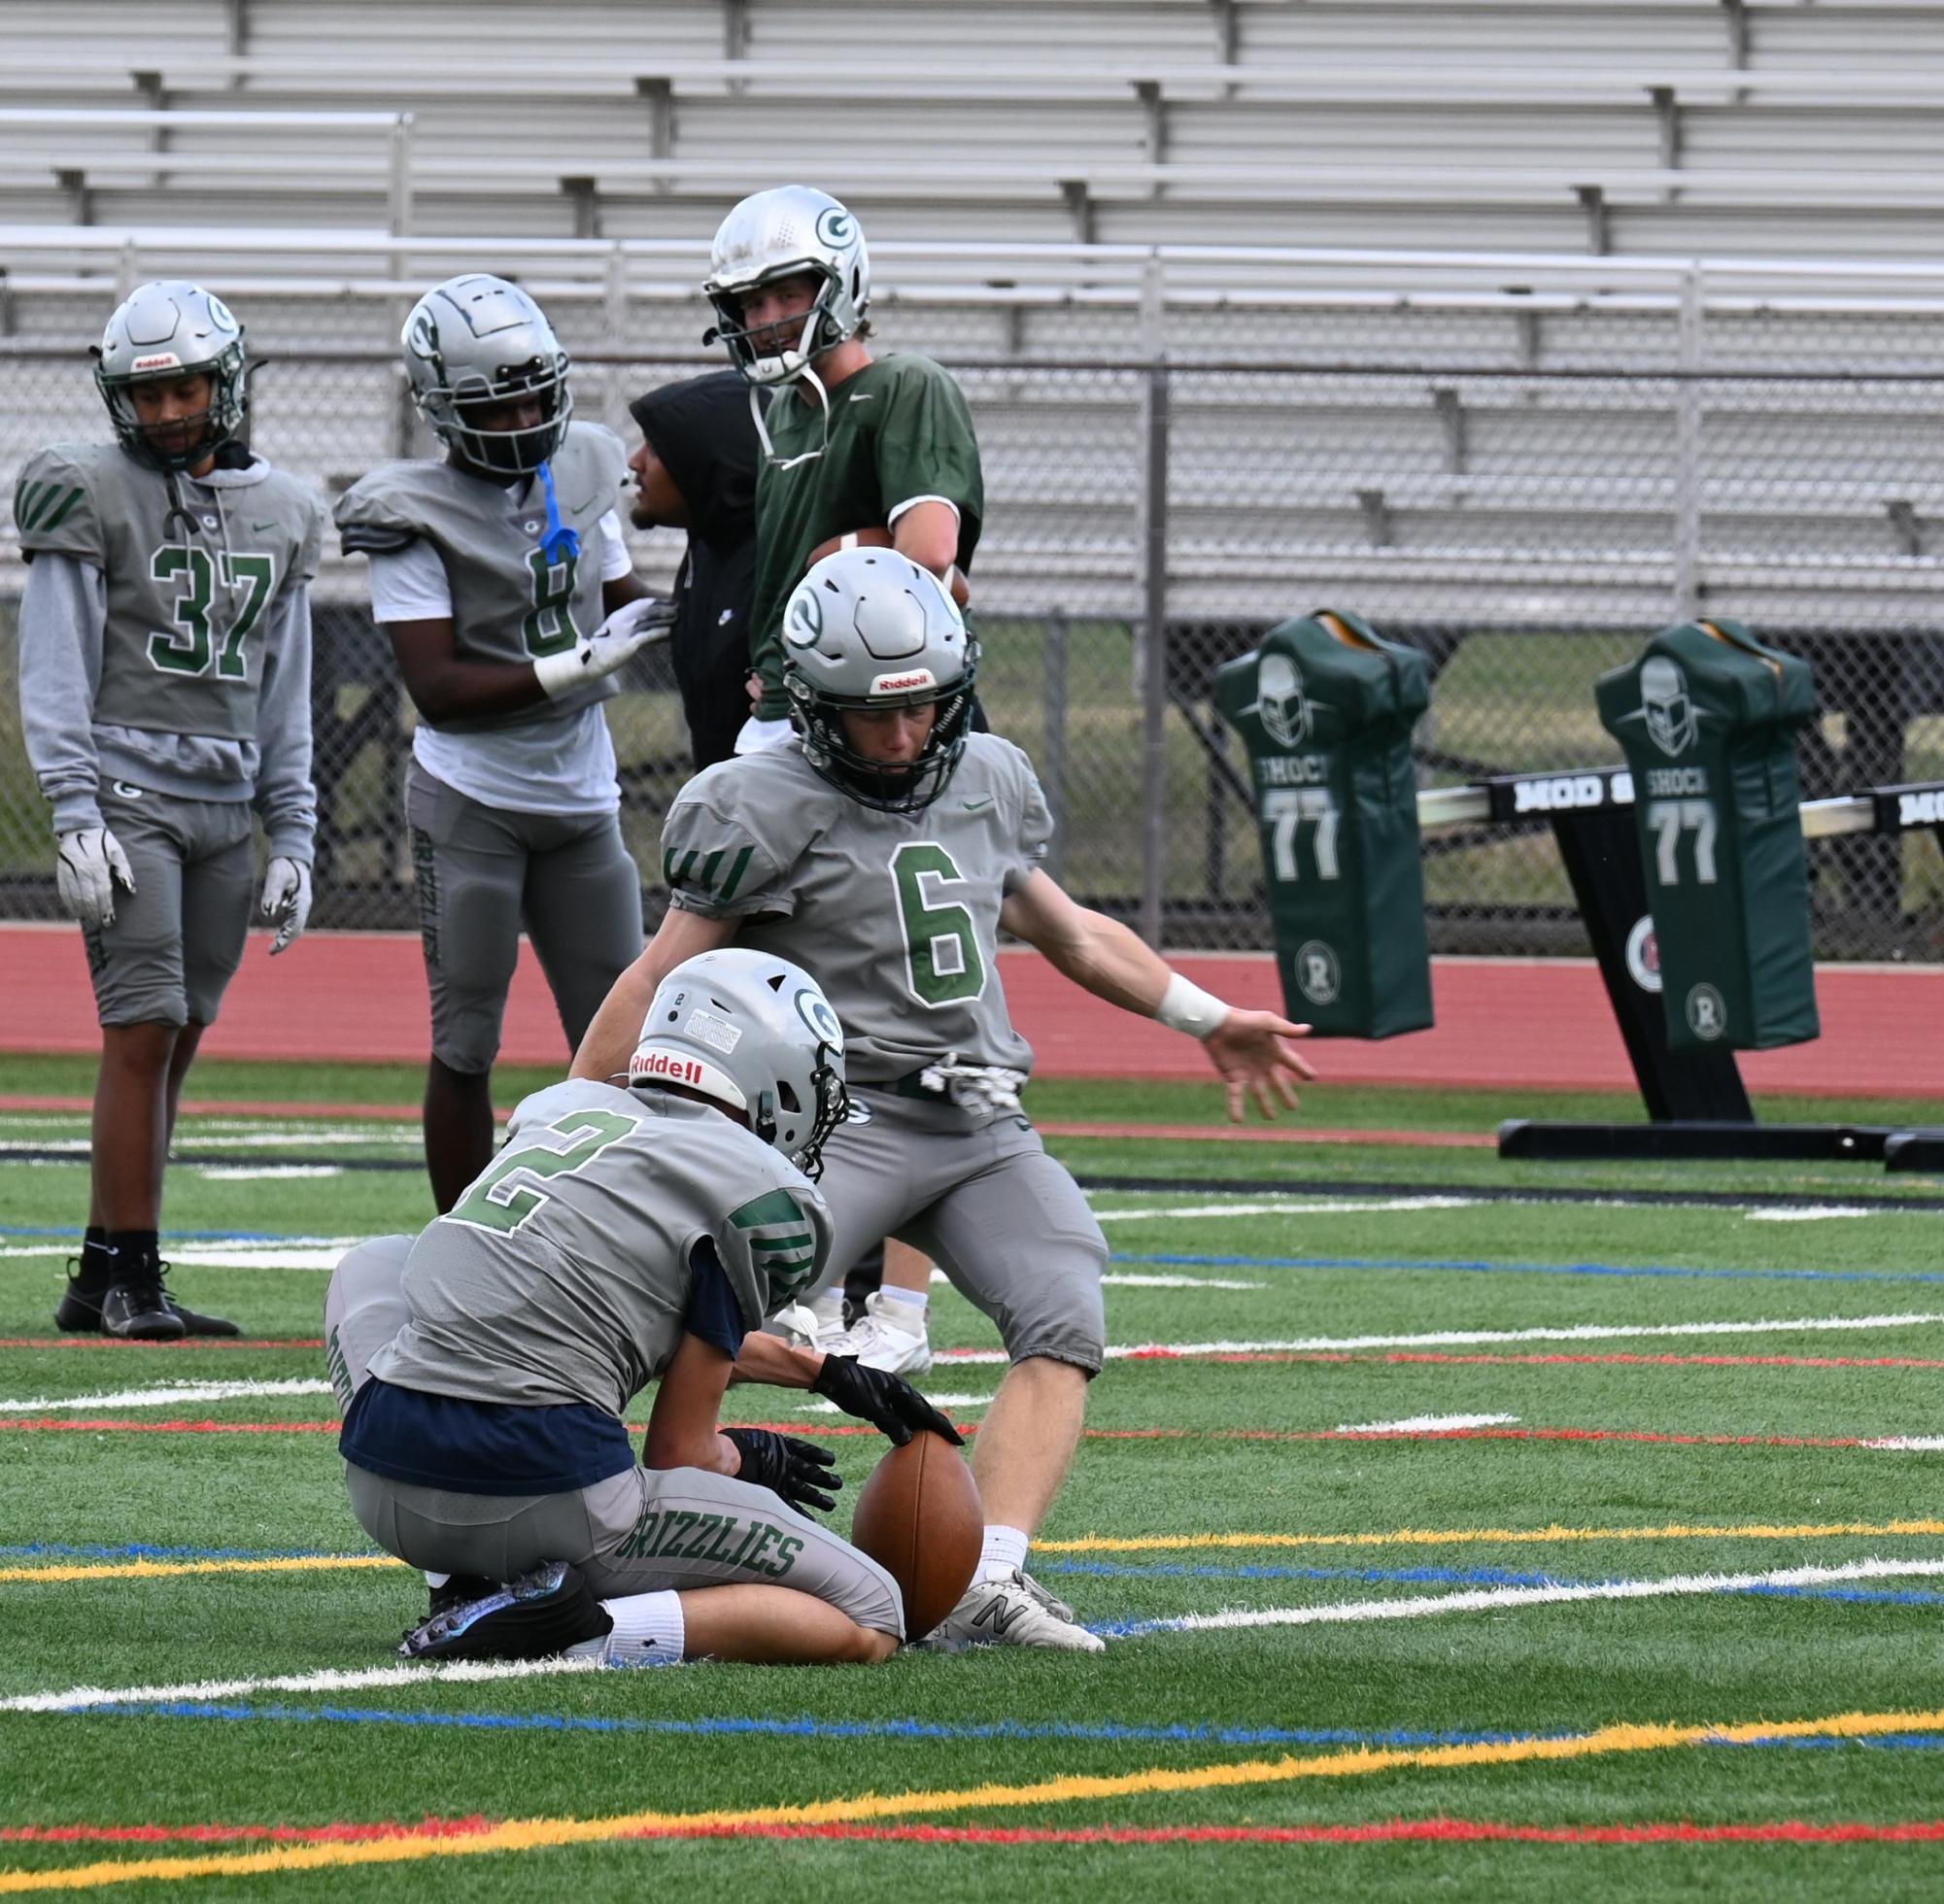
748 353 982 719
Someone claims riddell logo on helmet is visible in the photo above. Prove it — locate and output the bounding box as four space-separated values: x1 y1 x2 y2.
131 354 183 372
631 1050 704 1086
872 669 936 694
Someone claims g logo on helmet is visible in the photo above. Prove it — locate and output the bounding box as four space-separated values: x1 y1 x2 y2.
205 293 239 335
816 207 855 249
785 589 823 647
795 988 842 1048
405 309 439 359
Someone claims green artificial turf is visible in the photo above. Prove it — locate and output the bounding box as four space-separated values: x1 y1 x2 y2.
3 1065 1944 1900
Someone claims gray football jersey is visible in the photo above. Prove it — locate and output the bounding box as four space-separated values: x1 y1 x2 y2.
662 733 1053 1084
13 441 324 742
368 1079 833 1416
334 421 627 733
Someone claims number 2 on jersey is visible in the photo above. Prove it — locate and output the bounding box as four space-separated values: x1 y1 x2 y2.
890 841 988 1006
148 545 276 679
446 1108 637 1235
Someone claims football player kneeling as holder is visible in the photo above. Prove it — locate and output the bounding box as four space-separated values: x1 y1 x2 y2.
324 948 960 1666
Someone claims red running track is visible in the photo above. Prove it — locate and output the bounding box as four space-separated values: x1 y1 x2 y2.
2 923 1937 1097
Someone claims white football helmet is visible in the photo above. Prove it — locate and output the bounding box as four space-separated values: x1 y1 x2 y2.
93 281 249 472
703 186 870 389
782 547 978 814
402 274 574 476
630 947 849 1176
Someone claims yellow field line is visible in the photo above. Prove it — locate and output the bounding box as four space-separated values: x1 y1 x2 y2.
1038 1517 1944 1553
0 1557 403 1586
5 1703 1943 1893
12 1519 1944 1586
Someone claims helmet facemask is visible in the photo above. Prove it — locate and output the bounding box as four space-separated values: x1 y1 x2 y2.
789 659 980 815
424 357 574 477
706 261 849 390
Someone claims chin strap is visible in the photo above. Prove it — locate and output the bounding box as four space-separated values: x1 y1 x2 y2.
750 366 831 471
535 459 581 565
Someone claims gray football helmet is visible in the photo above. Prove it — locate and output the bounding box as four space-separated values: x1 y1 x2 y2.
93 281 249 472
703 186 870 389
402 274 573 475
630 947 849 1176
782 546 979 814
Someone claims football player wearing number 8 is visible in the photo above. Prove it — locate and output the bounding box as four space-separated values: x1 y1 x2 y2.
335 274 673 1211
14 280 325 1341
574 548 1316 1650
325 947 959 1666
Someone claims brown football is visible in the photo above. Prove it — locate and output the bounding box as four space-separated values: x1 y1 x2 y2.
847 1429 982 1641
806 527 972 609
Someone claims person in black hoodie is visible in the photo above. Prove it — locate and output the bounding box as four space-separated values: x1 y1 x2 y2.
626 371 761 770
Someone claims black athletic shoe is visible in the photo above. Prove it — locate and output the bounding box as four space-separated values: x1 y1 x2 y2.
428 1573 499 1621
398 1561 613 1662
99 1276 188 1342
56 1258 240 1338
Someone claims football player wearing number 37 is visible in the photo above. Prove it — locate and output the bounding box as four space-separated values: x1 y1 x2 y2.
335 275 673 1213
575 547 1317 1652
15 281 326 1341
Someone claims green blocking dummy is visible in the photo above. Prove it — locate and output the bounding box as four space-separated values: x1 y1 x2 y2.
1596 618 1819 1052
1214 610 1433 1038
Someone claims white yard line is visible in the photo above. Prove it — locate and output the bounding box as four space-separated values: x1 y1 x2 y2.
1745 1207 1886 1223
1336 1412 1520 1435
199 1166 344 1181
1863 1436 1944 1452
0 1378 334 1414
0 1655 606 1715
931 1311 1944 1364
1117 1556 1944 1636
1091 1198 1481 1222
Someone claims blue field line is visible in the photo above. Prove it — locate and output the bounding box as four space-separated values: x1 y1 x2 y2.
0 1542 354 1563
1112 1250 1944 1286
51 1703 1944 1757
0 1224 310 1244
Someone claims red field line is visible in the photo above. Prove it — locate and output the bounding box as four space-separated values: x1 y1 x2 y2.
0 1818 495 1847
0 1093 1484 1149
0 1417 1924 1454
0 1339 324 1352
5 925 1937 1096
9 1816 1935 1853
1187 1351 1944 1372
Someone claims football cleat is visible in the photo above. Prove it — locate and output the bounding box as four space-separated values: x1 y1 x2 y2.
924 1569 1107 1653
820 1290 932 1377
398 1560 613 1662
426 1573 499 1621
99 1274 187 1343
58 1259 239 1339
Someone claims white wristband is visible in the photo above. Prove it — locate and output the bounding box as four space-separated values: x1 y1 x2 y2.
1155 972 1232 1039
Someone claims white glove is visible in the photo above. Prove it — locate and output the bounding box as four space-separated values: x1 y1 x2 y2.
55 827 136 931
531 595 674 699
260 856 313 955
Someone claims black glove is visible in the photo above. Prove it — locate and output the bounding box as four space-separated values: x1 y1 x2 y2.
810 1354 967 1448
721 1427 842 1514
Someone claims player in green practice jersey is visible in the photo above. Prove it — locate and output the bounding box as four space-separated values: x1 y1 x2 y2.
574 548 1317 1652
15 281 325 1340
703 186 981 752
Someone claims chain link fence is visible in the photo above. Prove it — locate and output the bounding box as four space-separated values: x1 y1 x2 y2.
4 286 1943 957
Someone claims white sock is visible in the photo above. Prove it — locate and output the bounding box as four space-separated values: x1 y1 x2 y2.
976 1523 1031 1583
877 1285 929 1319
593 1588 686 1667
423 1570 451 1589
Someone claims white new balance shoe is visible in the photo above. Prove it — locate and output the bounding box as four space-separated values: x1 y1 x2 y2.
822 1290 933 1377
925 1568 1106 1652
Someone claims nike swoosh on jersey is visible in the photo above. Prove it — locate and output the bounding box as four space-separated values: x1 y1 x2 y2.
847 392 875 403
961 795 994 811
251 520 279 532
570 496 599 514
